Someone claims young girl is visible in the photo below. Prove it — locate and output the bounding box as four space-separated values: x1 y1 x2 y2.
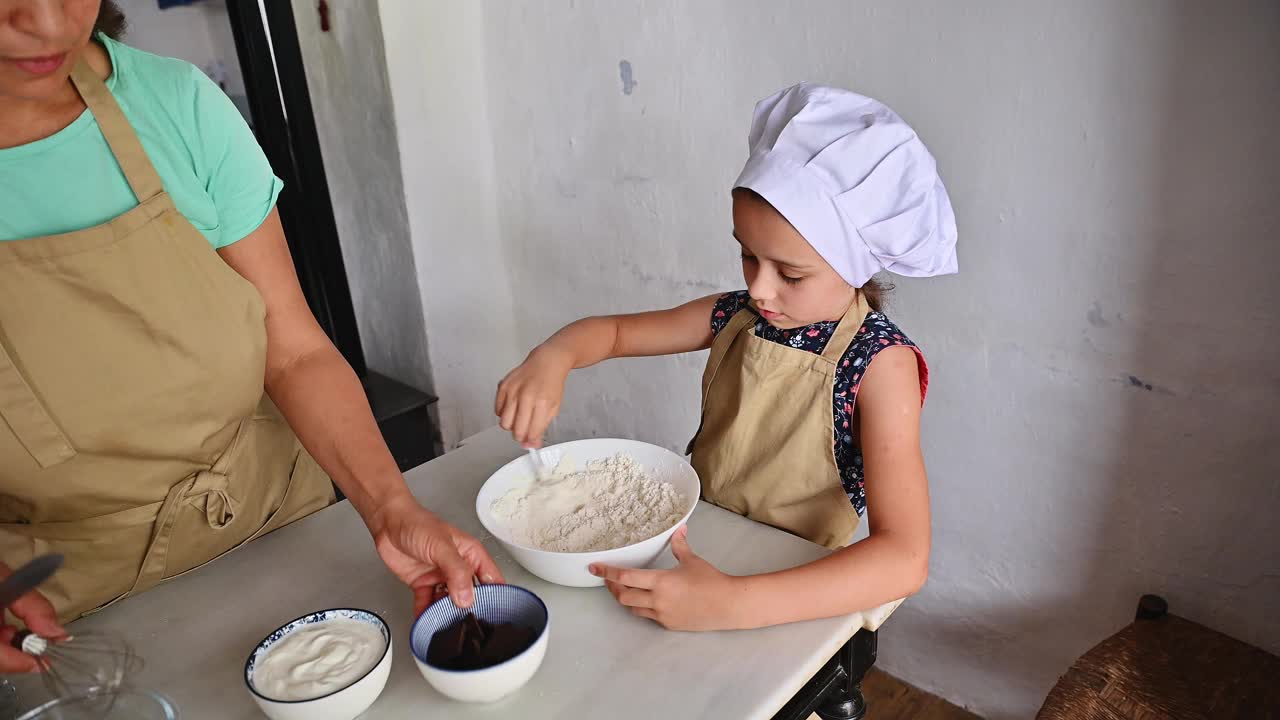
495 83 957 631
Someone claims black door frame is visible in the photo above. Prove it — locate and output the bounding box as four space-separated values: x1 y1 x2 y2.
224 0 366 377
224 0 442 473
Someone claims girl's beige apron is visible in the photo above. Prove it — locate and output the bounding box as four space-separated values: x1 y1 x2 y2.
689 293 903 629
0 61 334 622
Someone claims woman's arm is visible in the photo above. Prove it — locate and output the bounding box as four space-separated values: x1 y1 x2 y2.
219 210 502 613
496 294 720 447
592 345 930 630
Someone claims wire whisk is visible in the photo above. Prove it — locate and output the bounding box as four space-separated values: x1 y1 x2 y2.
12 630 141 701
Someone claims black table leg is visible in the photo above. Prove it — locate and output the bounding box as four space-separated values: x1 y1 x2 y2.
770 628 878 720
816 628 876 720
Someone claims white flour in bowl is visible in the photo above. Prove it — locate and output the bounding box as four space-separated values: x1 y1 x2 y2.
490 454 685 552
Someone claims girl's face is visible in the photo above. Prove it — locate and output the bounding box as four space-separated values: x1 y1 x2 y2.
732 189 857 329
0 0 99 103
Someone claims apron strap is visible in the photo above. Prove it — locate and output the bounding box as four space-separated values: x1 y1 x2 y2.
700 307 759 401
687 307 757 457
0 342 76 468
688 295 869 456
820 291 872 364
69 61 165 204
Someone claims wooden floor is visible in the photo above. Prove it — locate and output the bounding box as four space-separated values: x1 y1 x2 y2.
803 667 979 719
858 668 981 719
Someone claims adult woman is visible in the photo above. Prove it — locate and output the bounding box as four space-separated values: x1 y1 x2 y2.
0 0 500 671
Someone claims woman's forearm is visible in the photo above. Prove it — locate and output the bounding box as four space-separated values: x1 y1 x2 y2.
730 533 928 629
217 212 420 535
264 343 411 529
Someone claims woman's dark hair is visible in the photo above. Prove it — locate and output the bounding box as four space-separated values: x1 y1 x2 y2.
731 187 892 312
94 0 128 40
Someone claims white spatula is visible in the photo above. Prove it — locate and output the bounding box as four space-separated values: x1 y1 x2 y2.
526 447 554 482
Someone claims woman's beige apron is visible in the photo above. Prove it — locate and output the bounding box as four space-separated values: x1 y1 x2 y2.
0 61 334 622
689 292 904 629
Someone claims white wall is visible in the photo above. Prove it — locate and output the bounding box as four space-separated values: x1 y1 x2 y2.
379 1 522 448
381 1 1280 717
289 0 436 402
117 0 245 98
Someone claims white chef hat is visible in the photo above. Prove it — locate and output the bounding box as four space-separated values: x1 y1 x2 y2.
734 83 958 288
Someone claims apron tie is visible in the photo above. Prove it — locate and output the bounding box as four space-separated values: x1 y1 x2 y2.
184 469 238 530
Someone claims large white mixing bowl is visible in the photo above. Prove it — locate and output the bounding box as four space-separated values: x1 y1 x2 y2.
476 438 701 587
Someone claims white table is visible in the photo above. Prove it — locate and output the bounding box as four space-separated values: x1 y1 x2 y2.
12 428 868 719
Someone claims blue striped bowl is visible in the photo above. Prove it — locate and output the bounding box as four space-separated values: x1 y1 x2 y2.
409 584 549 703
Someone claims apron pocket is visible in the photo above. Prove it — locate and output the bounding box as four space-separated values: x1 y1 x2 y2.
0 341 76 469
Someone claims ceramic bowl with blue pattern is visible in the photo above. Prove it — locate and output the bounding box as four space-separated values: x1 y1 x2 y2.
410 584 550 703
244 608 392 720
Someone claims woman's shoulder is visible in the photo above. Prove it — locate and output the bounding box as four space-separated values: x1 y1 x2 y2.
96 35 280 249
100 34 210 100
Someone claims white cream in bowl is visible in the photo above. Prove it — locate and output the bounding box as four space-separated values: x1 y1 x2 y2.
253 618 385 701
245 608 393 720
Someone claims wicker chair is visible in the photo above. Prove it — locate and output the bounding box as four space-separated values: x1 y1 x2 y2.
1037 595 1280 720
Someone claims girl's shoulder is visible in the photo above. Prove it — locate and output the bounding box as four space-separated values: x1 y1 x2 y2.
851 312 918 351
710 291 753 334
844 312 929 403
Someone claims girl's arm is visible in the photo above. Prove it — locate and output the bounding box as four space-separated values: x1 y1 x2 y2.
731 345 930 627
591 345 930 631
497 294 721 447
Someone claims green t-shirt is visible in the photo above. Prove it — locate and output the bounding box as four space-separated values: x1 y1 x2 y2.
0 34 282 247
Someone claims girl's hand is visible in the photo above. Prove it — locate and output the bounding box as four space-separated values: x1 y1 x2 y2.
496 346 573 448
589 527 742 631
495 296 719 449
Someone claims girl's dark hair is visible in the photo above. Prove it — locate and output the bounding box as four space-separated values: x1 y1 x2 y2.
94 0 128 40
731 187 893 312
860 275 891 313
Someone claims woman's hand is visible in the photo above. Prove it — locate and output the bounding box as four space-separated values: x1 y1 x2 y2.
368 496 505 617
0 563 65 673
589 527 743 632
495 346 574 449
